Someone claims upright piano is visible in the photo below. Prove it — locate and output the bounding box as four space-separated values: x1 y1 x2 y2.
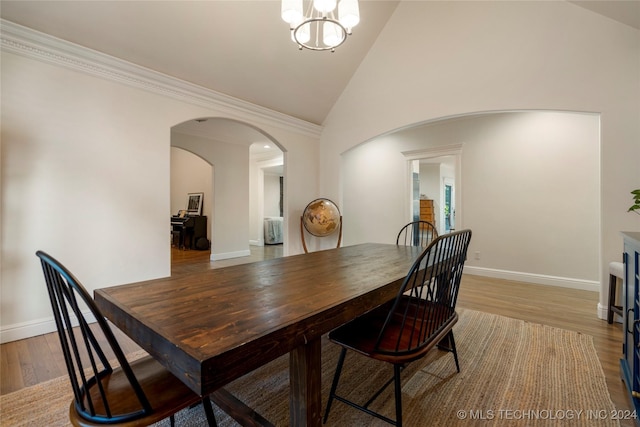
171 215 207 250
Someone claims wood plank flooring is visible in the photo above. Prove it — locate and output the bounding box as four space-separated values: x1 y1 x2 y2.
1 244 633 425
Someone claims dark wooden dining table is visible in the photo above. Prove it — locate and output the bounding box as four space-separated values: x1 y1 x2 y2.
94 243 422 427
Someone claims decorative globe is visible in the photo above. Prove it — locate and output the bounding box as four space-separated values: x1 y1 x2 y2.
302 198 341 237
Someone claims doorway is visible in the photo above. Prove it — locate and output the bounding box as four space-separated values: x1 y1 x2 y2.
171 118 287 262
251 142 284 247
444 177 454 232
408 151 460 236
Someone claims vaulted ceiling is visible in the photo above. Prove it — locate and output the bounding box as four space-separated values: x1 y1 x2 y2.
1 1 400 126
3 1 638 128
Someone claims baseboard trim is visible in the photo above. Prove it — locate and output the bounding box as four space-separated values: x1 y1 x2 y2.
596 302 607 321
464 266 599 292
210 249 252 261
596 302 623 323
1 311 96 344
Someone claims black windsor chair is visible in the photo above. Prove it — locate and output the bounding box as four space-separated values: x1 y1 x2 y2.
36 250 218 427
323 229 472 427
396 220 438 247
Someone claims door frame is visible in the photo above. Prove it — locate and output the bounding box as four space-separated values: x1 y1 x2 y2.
402 144 463 233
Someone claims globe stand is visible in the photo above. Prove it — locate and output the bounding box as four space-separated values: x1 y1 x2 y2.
300 215 342 254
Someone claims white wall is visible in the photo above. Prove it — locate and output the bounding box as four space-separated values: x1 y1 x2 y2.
0 37 319 342
321 1 640 309
170 147 213 240
1 53 174 338
463 113 601 282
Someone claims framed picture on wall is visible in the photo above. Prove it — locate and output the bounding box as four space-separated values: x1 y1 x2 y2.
186 192 203 216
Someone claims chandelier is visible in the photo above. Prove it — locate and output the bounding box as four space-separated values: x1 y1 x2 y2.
281 0 360 52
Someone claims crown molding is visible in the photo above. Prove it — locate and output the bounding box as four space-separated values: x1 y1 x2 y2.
401 144 464 160
0 19 322 138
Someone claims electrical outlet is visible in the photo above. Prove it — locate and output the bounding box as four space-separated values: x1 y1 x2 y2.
474 251 480 260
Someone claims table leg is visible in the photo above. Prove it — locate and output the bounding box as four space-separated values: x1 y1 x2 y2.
290 337 322 427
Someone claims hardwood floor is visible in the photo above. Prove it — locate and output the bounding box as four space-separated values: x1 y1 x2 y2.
170 244 283 275
1 244 633 424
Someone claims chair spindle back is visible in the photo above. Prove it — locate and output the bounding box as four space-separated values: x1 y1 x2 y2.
36 250 152 424
376 229 472 355
396 221 438 247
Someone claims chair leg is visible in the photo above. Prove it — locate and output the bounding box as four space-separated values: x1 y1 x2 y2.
393 364 403 427
437 331 460 372
202 397 218 427
608 273 616 324
450 332 460 373
323 347 347 423
170 415 175 427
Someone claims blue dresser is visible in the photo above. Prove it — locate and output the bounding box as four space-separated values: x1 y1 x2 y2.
621 231 640 418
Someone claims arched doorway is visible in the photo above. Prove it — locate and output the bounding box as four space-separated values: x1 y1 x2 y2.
342 110 600 291
170 118 286 264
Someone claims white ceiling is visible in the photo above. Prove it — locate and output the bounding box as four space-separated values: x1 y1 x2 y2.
0 0 400 126
2 0 638 139
568 0 640 31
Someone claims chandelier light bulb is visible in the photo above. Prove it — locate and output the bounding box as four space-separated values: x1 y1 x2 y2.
281 0 303 25
338 0 360 30
294 23 311 44
313 0 337 14
323 21 344 47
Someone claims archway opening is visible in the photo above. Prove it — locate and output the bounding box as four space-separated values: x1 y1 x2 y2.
342 110 600 292
170 117 286 265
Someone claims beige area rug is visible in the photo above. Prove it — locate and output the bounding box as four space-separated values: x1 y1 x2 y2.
0 310 620 426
